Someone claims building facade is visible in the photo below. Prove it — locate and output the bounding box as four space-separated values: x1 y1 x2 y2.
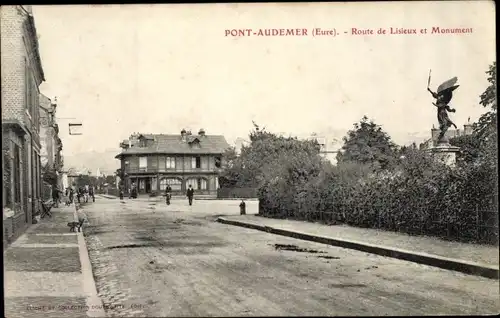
39 95 64 197
115 129 230 197
2 5 45 245
306 135 341 164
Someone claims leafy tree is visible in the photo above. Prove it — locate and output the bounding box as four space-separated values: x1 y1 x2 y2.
474 62 497 167
221 122 321 189
336 116 398 169
450 134 482 164
219 146 239 188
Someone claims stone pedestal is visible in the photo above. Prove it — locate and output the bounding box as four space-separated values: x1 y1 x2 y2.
427 139 460 166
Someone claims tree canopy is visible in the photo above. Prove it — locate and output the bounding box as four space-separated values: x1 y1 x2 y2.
220 122 322 189
336 116 398 169
472 62 497 167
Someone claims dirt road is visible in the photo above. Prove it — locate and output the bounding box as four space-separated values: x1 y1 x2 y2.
82 197 499 317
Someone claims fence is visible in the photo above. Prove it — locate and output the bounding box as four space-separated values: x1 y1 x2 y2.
217 187 258 199
259 201 499 245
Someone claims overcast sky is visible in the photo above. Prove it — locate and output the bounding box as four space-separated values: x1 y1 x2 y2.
32 1 495 155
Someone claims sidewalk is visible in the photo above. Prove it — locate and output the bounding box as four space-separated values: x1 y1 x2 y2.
97 193 258 201
217 214 499 279
4 203 104 318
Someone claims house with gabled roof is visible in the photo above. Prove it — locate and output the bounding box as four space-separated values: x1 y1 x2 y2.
115 129 230 197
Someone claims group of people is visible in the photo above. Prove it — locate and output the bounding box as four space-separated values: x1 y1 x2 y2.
163 184 195 206
118 182 196 205
51 185 95 206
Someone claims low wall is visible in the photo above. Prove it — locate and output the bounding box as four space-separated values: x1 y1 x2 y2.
217 187 258 199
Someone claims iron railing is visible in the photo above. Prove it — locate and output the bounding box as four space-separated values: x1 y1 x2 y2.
259 201 499 245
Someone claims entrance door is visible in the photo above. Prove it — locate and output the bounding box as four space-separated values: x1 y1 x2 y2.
145 178 151 193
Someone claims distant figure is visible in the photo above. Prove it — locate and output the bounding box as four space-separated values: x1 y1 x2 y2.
239 200 246 215
69 187 74 204
165 184 172 205
52 186 60 207
186 185 194 206
89 186 95 202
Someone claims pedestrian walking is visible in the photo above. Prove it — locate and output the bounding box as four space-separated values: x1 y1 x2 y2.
186 184 194 206
165 184 172 205
65 187 71 206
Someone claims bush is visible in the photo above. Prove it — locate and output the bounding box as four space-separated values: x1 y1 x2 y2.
259 147 498 244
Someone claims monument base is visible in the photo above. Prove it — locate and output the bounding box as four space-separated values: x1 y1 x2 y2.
426 141 460 166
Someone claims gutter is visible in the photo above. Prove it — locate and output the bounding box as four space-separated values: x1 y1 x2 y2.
18 6 45 82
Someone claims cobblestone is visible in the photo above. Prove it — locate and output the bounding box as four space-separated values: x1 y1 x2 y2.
4 247 81 272
4 296 88 318
85 235 141 317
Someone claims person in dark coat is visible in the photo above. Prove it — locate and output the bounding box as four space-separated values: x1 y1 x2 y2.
165 184 172 205
89 186 95 202
69 187 74 204
52 186 60 207
186 185 194 206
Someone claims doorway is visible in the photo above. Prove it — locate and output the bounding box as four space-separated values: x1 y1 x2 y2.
145 178 151 193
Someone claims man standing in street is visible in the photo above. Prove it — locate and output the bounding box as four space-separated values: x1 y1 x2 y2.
186 184 194 206
165 184 172 205
52 186 60 208
89 185 95 202
69 187 74 204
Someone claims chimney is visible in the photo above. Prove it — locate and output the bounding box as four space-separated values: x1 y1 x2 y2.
198 128 206 136
464 123 473 136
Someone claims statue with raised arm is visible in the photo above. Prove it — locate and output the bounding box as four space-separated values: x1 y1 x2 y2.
427 70 459 143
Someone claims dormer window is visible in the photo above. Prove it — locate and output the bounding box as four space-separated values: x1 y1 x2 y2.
189 137 201 148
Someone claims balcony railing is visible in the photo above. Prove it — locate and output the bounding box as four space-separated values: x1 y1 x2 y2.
125 167 222 174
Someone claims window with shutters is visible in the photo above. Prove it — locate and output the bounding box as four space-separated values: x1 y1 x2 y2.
4 149 12 206
191 156 201 169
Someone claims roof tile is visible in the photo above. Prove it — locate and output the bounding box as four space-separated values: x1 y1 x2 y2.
116 134 230 157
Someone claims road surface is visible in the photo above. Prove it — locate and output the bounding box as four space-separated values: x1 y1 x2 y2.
81 196 499 317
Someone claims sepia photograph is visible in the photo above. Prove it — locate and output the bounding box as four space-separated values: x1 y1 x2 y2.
2 1 498 317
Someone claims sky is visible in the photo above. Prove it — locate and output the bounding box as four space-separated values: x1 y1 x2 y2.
32 1 496 156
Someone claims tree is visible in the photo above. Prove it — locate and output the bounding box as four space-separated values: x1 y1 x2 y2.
474 62 497 166
450 134 482 164
336 116 398 169
221 122 321 189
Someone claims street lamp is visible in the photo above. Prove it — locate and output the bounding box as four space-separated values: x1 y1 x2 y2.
69 123 83 135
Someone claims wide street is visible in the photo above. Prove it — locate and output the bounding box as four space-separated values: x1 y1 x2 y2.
81 196 499 317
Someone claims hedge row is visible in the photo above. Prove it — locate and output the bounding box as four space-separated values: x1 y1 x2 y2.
258 148 498 245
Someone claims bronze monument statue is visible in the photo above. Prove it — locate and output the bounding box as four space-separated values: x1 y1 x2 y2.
427 70 459 143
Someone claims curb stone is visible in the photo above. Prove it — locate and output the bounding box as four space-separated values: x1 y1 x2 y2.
73 203 106 317
216 217 499 280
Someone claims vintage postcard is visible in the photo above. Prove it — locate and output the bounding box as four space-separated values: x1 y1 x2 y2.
2 1 498 317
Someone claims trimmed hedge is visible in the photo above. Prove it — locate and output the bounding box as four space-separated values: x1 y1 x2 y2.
258 145 498 245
